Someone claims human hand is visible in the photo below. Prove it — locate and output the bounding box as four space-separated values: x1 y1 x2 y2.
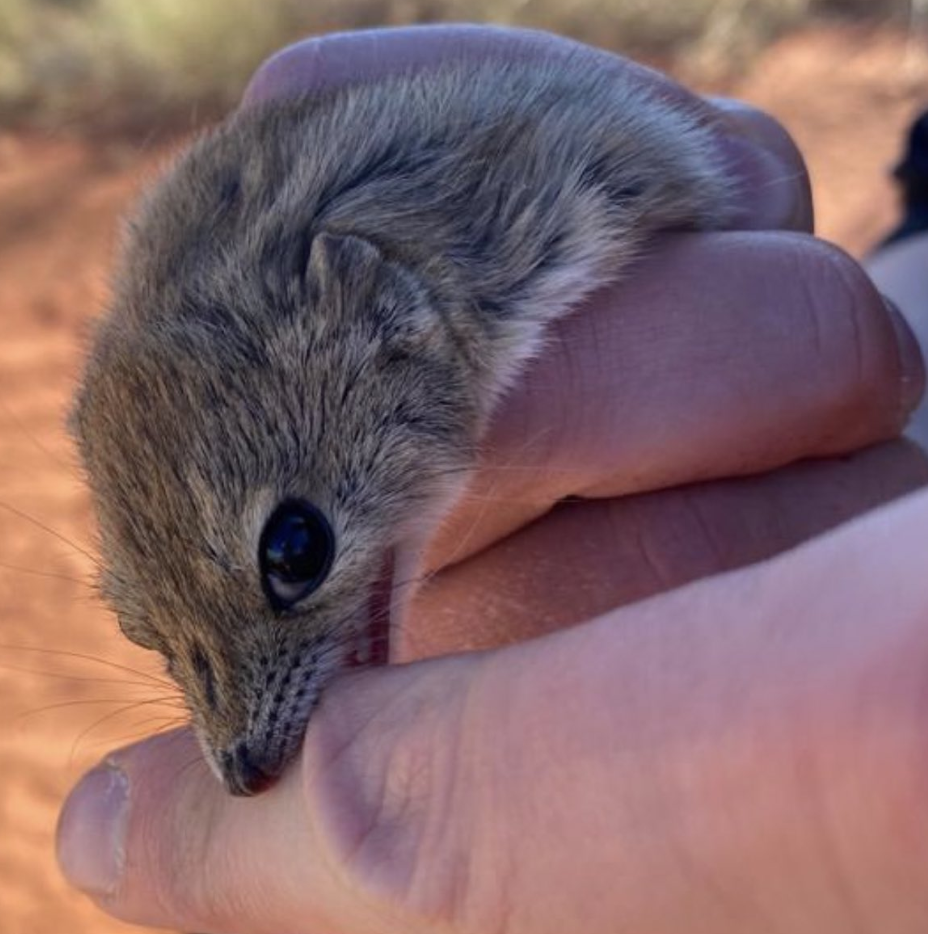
57 25 928 934
57 486 928 932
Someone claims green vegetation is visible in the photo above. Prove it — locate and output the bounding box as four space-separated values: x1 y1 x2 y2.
0 0 916 134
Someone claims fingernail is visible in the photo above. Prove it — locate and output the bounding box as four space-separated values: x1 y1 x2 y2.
883 295 926 417
56 761 129 899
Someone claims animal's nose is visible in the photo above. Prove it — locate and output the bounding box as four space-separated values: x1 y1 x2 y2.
221 741 279 796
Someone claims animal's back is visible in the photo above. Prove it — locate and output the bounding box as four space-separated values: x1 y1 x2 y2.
126 55 732 390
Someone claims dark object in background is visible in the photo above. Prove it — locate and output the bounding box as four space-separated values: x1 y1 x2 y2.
880 108 928 248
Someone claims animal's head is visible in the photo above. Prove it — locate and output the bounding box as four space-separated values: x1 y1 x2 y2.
72 132 480 793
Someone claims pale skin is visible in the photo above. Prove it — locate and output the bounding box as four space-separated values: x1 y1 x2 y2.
57 26 928 934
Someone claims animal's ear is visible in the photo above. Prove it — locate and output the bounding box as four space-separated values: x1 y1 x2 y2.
306 231 447 352
306 231 384 297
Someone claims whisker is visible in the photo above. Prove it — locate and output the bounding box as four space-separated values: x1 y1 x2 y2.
0 643 174 688
0 499 101 569
15 696 169 724
68 698 185 763
79 717 190 751
0 561 93 586
170 752 213 787
0 393 81 478
0 660 176 689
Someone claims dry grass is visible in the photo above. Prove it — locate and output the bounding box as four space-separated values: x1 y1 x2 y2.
0 0 918 134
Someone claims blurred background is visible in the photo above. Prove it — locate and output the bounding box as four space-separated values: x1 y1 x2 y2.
0 1 926 932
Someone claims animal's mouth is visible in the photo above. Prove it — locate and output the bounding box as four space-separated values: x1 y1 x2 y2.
348 551 394 667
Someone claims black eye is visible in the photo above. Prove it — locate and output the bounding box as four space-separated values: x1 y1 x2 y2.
259 499 335 611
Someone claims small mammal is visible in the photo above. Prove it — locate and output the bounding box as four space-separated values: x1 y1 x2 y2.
72 52 734 795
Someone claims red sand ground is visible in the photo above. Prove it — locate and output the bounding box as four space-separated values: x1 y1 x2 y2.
0 26 925 934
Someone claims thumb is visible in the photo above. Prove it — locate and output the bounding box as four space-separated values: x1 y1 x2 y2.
55 657 478 934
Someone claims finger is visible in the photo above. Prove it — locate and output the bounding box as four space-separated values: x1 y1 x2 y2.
55 729 389 934
242 24 698 104
241 25 809 231
424 232 925 570
56 659 480 934
400 440 928 661
62 490 928 932
312 489 928 933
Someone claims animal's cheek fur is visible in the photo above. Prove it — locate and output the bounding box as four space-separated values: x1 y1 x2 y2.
181 671 249 752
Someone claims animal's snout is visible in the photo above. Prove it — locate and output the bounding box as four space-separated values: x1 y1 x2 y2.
221 740 279 796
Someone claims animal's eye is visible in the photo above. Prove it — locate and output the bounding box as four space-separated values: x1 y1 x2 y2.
259 499 335 611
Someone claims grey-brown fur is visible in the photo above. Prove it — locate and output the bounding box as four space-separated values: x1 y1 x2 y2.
72 54 734 794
